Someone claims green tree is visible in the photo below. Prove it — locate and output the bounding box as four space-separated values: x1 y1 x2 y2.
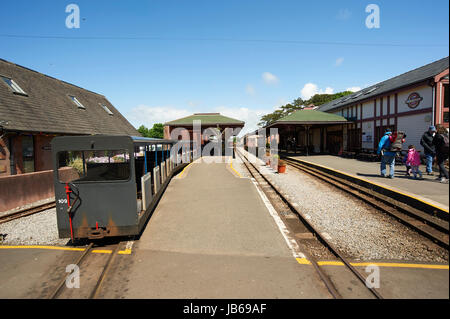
137 123 164 138
137 125 149 137
148 123 164 138
258 90 353 128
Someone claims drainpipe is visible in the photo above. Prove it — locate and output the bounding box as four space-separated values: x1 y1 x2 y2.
431 84 436 126
8 135 15 175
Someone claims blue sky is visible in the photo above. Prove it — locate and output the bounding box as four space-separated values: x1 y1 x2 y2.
0 0 448 135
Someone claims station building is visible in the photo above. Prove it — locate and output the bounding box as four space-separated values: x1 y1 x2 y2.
0 58 138 176
164 113 244 154
265 110 349 155
318 56 449 153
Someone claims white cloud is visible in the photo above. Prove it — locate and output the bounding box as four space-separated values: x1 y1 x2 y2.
215 106 272 136
347 86 361 92
126 105 191 128
300 83 334 100
245 84 256 96
126 104 272 137
335 57 344 67
262 72 279 85
336 8 351 20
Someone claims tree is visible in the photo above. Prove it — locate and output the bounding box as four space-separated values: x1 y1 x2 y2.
258 90 353 128
137 123 164 139
137 125 149 137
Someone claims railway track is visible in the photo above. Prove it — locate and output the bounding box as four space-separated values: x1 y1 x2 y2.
282 157 449 249
48 241 122 299
236 149 384 299
0 202 56 225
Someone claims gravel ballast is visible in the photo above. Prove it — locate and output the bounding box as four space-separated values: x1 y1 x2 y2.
0 208 69 246
237 148 448 263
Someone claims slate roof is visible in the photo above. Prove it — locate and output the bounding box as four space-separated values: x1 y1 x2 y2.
0 58 139 136
165 113 245 126
318 56 449 113
267 109 348 127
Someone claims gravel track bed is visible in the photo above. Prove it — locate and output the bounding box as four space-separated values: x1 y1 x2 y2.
0 208 69 246
238 148 448 263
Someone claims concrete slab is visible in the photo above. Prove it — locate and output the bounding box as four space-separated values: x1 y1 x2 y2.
290 155 449 208
0 248 81 298
104 161 331 298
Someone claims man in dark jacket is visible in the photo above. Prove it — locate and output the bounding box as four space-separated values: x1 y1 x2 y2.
432 125 449 184
420 125 436 175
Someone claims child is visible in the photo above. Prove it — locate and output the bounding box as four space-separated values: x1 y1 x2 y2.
406 145 423 179
402 152 411 176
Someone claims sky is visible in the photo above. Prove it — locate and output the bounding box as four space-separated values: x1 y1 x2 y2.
0 0 448 135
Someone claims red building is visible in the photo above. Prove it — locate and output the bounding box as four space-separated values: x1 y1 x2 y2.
0 58 138 176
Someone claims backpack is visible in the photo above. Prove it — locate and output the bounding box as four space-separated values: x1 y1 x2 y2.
389 131 405 152
440 133 449 154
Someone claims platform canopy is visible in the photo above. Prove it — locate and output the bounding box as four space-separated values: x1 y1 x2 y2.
266 109 348 127
264 109 350 156
164 113 244 127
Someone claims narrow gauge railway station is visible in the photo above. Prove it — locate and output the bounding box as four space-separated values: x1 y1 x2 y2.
0 58 449 300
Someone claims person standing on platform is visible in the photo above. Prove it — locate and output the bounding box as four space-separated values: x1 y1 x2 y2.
432 125 449 184
377 128 397 179
406 145 423 179
420 126 437 175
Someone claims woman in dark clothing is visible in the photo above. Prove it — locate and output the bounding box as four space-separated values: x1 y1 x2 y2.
432 125 449 183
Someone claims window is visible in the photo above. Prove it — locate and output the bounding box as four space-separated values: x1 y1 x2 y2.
444 84 449 108
444 112 449 123
100 103 113 115
364 87 378 95
69 95 85 109
57 150 130 183
1 76 27 95
22 135 34 173
352 92 363 99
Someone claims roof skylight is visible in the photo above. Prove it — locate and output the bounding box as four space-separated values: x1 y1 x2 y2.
100 104 113 115
69 95 85 109
1 76 27 95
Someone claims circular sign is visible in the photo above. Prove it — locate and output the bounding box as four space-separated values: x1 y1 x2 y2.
405 92 423 109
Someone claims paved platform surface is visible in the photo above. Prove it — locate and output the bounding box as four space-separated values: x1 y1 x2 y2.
101 159 331 298
0 158 447 299
289 155 449 209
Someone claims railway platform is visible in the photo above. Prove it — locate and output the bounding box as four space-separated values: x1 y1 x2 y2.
98 158 332 298
0 156 448 299
287 155 449 209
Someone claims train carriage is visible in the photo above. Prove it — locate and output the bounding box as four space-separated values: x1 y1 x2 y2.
51 135 190 240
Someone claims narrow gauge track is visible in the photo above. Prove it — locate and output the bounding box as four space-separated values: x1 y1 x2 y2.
0 202 56 225
48 241 122 299
283 157 449 249
236 149 384 300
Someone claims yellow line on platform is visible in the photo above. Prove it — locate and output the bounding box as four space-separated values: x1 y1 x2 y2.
296 257 312 265
229 161 242 178
296 257 448 269
91 249 112 254
293 158 449 213
317 260 449 270
177 162 193 179
0 245 85 252
0 245 132 255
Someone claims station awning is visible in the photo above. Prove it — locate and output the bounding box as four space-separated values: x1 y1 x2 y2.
266 109 349 128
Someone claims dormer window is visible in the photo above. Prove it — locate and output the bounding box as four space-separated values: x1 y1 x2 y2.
100 103 113 115
1 76 27 95
69 95 85 109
